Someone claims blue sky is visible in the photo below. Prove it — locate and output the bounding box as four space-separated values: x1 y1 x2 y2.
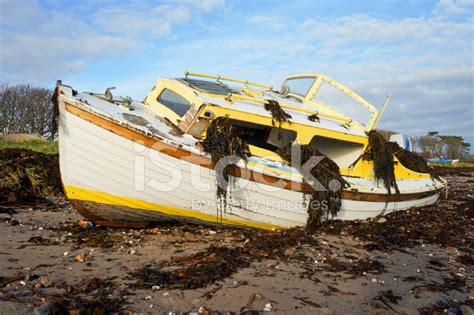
1 0 473 147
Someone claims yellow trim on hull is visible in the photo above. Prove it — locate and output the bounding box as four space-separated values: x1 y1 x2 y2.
64 186 284 230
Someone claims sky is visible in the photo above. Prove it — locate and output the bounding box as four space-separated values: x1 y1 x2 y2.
0 0 473 148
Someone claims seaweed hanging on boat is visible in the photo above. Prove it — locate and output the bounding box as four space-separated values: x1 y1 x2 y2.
50 86 60 140
202 117 249 203
308 113 320 123
363 131 400 195
387 142 434 176
264 100 292 138
277 143 348 229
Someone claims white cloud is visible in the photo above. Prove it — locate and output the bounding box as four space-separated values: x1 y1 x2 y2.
246 16 285 30
0 0 227 83
351 68 473 136
0 30 133 82
179 0 226 12
0 0 46 29
166 6 191 22
92 3 200 40
300 14 472 48
432 0 472 16
93 7 172 39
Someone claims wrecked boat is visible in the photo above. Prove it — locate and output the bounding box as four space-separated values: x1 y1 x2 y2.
55 72 445 229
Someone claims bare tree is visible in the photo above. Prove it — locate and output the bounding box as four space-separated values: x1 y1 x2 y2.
415 131 443 158
415 131 470 160
439 135 471 159
0 84 55 139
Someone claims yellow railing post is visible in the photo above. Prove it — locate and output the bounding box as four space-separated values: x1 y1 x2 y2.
371 95 391 130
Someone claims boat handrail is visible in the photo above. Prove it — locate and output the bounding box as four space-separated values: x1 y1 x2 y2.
224 93 351 123
185 71 273 91
371 95 392 130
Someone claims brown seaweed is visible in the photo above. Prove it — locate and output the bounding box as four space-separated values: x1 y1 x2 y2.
130 228 318 290
277 143 348 229
308 113 320 123
0 149 62 203
264 99 292 139
202 117 249 203
322 174 474 251
363 130 400 195
130 246 250 290
387 141 433 175
264 100 292 126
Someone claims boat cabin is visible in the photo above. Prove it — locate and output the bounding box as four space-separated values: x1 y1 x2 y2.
144 72 380 168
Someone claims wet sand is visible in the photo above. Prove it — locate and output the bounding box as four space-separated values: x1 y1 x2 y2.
0 167 472 314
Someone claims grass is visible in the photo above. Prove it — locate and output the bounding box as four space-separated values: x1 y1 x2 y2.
0 139 59 154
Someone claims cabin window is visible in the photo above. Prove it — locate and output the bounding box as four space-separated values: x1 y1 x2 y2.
312 82 372 127
283 77 315 97
157 89 191 116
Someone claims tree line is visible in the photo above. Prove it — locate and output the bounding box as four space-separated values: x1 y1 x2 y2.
415 131 471 160
0 84 56 140
377 129 471 160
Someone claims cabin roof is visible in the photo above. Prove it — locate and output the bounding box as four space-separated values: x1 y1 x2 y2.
170 78 367 138
201 91 366 138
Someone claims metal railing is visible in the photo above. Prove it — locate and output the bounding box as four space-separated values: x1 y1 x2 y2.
185 71 273 90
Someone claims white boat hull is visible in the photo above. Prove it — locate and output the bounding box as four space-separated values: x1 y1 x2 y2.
58 98 443 230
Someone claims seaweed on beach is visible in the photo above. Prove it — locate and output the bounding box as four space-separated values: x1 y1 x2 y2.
326 257 385 275
278 143 348 229
322 178 474 251
362 130 400 195
202 117 249 203
51 222 150 250
418 298 474 315
129 227 389 290
130 228 319 290
130 246 250 289
0 148 61 203
38 277 126 315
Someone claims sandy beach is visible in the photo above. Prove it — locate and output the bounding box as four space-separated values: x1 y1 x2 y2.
0 167 472 314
